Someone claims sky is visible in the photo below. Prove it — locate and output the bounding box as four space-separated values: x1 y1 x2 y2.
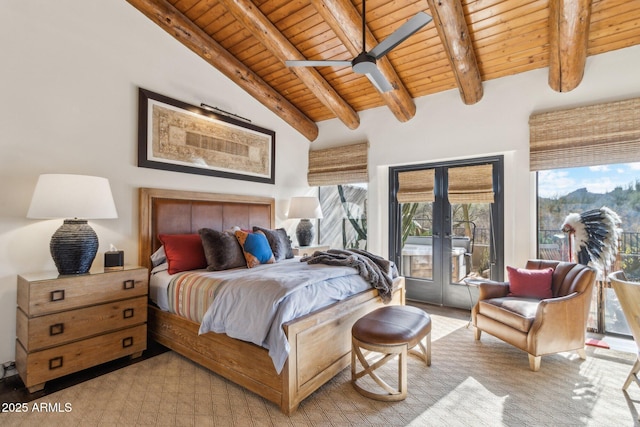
537 162 640 198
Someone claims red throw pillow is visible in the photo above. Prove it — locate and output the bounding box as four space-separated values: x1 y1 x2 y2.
507 266 554 299
159 234 207 275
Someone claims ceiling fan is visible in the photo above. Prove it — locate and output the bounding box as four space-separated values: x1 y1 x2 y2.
285 1 432 93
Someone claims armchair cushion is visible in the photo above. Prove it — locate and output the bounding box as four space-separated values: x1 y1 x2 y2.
507 266 553 299
478 297 540 333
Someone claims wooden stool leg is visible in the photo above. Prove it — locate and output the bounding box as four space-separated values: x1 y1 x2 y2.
398 347 407 400
351 337 407 401
351 337 358 381
408 332 432 366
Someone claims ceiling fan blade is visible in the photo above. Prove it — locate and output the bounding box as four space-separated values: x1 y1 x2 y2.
285 60 352 67
365 67 393 93
369 12 432 59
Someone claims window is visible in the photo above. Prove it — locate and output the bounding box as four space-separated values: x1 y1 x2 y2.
318 184 367 250
537 162 640 334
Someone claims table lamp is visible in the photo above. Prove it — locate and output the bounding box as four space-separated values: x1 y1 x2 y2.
288 196 323 246
27 174 118 275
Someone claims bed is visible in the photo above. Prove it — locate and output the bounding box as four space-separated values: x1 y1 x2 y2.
138 187 405 414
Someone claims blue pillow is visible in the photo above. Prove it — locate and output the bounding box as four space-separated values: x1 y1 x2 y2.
235 230 275 268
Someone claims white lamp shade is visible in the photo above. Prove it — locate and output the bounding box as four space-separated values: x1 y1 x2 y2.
27 174 118 219
288 196 323 219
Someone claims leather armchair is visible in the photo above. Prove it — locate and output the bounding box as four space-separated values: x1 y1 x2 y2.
472 260 596 371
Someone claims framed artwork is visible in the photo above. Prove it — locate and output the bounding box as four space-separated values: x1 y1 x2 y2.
137 88 275 184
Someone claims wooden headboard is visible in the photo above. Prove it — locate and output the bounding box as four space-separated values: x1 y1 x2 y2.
138 188 275 270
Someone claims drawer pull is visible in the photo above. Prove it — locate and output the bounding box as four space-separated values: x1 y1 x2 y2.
123 280 135 290
123 308 134 319
49 323 64 336
50 289 65 302
122 337 134 348
49 356 63 370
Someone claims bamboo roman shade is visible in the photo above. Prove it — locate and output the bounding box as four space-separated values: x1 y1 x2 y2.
396 169 435 203
307 142 368 186
529 97 640 171
448 164 494 204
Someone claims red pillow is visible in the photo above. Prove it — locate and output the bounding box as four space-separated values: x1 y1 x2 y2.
507 266 554 299
159 234 207 275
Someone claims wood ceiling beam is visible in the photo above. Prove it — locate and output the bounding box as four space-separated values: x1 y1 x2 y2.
548 0 592 92
217 0 360 131
310 0 417 122
125 0 319 141
425 0 483 105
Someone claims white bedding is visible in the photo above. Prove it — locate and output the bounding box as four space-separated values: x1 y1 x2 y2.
149 264 171 311
150 259 369 373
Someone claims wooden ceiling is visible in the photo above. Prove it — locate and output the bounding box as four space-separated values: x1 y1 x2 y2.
126 0 640 141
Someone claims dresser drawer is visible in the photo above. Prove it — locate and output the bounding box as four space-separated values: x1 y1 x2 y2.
18 267 148 316
16 324 146 389
17 296 147 352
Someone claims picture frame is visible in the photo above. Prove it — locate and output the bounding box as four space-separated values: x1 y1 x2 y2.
137 88 275 184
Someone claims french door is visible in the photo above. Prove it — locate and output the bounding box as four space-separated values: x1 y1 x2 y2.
389 157 504 308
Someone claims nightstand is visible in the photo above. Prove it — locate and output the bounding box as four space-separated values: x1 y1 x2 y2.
15 266 148 392
292 245 330 257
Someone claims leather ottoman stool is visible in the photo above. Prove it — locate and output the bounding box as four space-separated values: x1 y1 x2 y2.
351 305 431 401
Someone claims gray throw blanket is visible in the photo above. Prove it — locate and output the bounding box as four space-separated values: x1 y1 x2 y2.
301 248 398 303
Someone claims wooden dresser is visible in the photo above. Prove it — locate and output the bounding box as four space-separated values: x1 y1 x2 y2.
15 266 148 392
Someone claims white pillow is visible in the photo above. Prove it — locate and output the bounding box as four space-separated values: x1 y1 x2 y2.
150 246 166 267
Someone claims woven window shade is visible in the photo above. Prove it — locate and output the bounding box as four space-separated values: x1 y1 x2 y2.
448 164 494 204
307 142 368 186
396 169 435 203
529 97 640 171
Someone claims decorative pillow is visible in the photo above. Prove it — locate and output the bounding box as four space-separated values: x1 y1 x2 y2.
507 266 554 299
158 234 207 275
198 228 246 271
252 226 294 261
234 230 275 268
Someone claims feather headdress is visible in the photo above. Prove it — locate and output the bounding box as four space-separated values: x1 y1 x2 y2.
561 206 622 271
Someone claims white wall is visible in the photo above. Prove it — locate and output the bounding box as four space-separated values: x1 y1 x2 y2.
0 0 310 364
1 0 639 367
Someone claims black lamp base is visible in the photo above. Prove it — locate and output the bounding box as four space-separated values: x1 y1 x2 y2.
296 219 314 247
50 219 98 275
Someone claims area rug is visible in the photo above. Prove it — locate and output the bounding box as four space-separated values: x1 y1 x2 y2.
3 311 639 426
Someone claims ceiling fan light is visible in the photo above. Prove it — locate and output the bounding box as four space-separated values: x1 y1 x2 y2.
351 53 377 74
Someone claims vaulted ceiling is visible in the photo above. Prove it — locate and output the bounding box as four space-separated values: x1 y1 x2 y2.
126 0 640 141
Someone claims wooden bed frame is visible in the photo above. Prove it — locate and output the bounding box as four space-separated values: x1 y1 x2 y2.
138 187 405 414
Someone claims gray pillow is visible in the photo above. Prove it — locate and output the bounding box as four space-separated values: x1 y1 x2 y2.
198 228 246 271
252 226 294 261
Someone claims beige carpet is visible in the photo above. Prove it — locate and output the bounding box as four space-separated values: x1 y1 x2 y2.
4 311 640 426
